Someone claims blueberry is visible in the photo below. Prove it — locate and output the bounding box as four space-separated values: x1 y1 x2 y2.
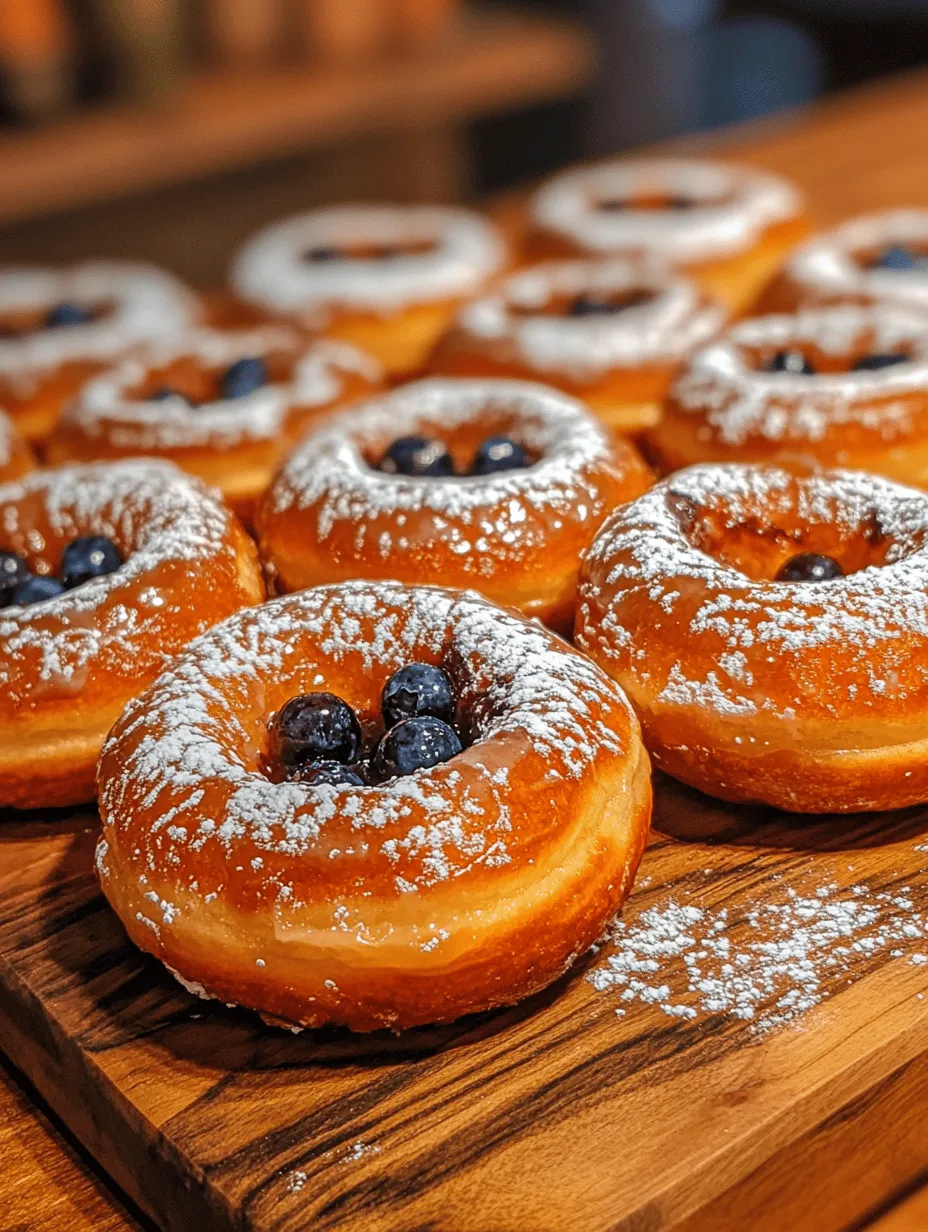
775 553 844 583
220 356 268 400
45 302 92 328
149 386 187 403
873 245 918 271
59 536 123 589
382 662 456 728
765 350 815 375
598 199 626 212
668 196 695 209
371 715 462 781
304 246 341 262
568 290 651 317
470 435 528 476
289 759 366 787
379 436 454 477
0 550 29 607
271 692 361 768
13 574 66 605
851 353 909 372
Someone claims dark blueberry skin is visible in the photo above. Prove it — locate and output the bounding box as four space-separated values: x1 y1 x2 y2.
272 692 362 768
59 536 123 590
765 349 815 375
371 715 462 781
304 246 341 262
852 353 909 372
568 290 651 317
290 760 366 787
220 356 268 400
382 662 456 728
0 550 29 607
45 302 93 328
470 435 529 476
379 436 455 478
149 386 187 403
775 553 844 583
13 575 66 605
873 245 919 271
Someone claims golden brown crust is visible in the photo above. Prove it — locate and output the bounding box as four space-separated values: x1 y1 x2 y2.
0 460 265 809
96 581 652 1031
576 463 928 813
255 378 653 634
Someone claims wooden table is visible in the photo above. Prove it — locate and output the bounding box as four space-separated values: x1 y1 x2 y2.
6 67 928 1232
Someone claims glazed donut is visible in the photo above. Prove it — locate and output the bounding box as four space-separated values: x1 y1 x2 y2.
0 262 200 444
647 304 928 484
759 210 928 313
525 158 806 311
0 460 264 809
0 407 35 482
46 328 383 522
229 205 507 377
429 257 727 433
95 580 652 1031
576 462 928 813
255 378 652 633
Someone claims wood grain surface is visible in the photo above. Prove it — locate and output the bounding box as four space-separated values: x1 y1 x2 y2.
7 68 928 1232
2 781 928 1232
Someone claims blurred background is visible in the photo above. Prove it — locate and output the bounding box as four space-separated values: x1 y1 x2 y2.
0 0 924 282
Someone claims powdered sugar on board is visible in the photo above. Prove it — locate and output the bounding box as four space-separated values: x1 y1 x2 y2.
589 867 928 1033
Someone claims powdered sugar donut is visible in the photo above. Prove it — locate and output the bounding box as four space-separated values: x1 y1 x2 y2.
760 210 928 312
430 257 727 432
0 407 35 482
576 463 928 812
95 580 652 1031
0 262 200 443
526 159 806 310
230 205 508 376
0 460 264 809
647 304 928 483
255 378 652 633
47 328 383 521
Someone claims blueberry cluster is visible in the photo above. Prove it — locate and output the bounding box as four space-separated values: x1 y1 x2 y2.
0 536 123 609
763 349 908 375
149 356 268 406
775 552 844 583
270 662 463 786
378 434 528 478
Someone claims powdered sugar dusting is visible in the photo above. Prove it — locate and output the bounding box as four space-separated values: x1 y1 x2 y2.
231 205 505 317
456 258 726 379
66 331 382 451
531 158 801 260
590 877 928 1032
671 304 928 446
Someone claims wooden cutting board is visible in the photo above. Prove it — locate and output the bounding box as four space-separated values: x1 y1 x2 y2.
2 779 928 1232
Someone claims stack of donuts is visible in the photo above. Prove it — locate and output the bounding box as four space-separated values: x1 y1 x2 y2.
8 153 928 1034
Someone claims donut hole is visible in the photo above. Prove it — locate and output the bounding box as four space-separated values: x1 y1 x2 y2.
130 347 294 405
668 490 904 582
512 287 656 319
593 193 721 213
361 409 543 477
0 300 113 338
302 238 438 263
745 338 914 375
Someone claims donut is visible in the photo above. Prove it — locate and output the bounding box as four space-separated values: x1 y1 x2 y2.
46 328 383 522
525 158 806 311
0 407 35 482
0 262 200 445
429 257 727 434
647 304 928 484
255 378 652 634
0 459 264 809
95 580 652 1032
229 205 507 377
759 209 928 312
576 462 928 813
